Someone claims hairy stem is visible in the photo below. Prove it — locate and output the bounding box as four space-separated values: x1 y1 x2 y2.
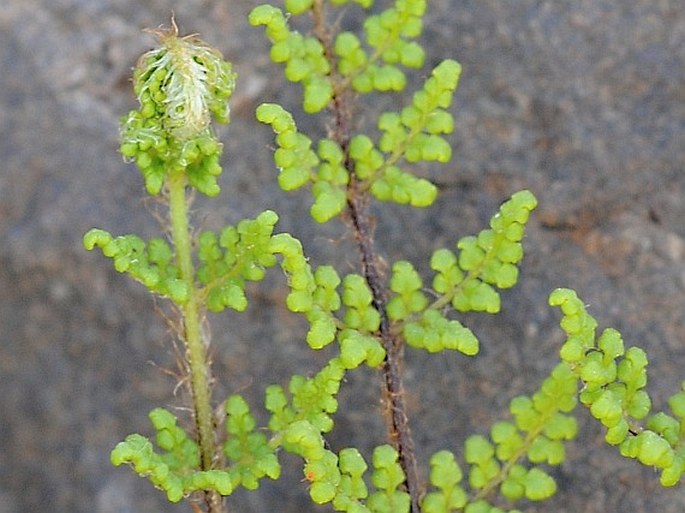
167 170 224 513
308 4 421 510
346 186 421 513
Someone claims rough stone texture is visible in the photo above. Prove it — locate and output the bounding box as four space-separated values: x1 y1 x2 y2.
1 0 683 512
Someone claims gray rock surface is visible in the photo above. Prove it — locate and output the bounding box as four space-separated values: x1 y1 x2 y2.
1 0 683 512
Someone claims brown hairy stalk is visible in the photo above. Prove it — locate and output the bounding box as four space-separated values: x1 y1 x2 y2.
310 1 421 511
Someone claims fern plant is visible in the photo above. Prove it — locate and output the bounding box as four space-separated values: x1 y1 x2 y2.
83 3 685 513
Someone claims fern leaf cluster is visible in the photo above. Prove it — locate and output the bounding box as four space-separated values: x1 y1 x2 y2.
83 1 683 512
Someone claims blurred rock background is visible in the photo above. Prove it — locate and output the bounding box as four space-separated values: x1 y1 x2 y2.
0 0 683 512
